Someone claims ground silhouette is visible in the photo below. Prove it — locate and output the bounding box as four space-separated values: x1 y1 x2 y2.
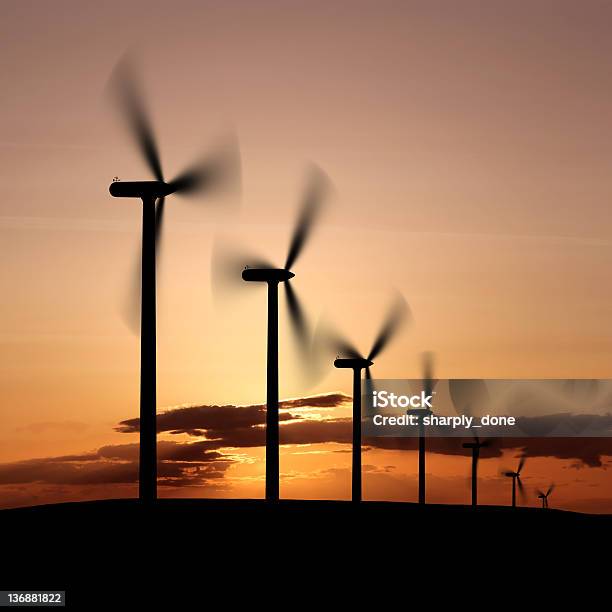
1 498 608 605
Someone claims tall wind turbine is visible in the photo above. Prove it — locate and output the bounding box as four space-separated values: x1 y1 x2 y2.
462 436 490 506
503 457 526 508
108 59 240 502
406 353 435 504
328 295 410 503
215 167 331 501
537 484 554 509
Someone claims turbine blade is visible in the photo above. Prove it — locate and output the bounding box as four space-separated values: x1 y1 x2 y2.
333 336 362 360
284 165 331 271
109 56 164 182
517 455 526 474
449 379 490 418
121 248 141 335
367 293 411 361
312 319 363 361
211 239 273 301
546 484 555 497
155 196 165 258
166 131 242 202
421 351 437 397
365 366 376 393
363 367 378 417
517 476 526 498
284 282 308 347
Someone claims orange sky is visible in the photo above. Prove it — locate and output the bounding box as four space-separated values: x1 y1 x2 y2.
1 0 612 511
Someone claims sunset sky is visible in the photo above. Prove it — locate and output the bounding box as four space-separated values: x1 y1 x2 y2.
1 0 612 512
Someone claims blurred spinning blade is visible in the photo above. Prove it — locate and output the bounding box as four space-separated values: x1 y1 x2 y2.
367 293 411 361
109 56 164 182
284 165 331 271
110 55 241 334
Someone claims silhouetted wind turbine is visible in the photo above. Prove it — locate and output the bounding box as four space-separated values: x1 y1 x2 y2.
537 484 555 509
214 167 330 501
449 379 492 507
462 436 490 506
108 58 240 502
327 295 410 502
503 457 526 508
406 353 436 504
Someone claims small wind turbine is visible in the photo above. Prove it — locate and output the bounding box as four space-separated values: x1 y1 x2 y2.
214 167 331 501
462 436 490 507
327 295 410 503
448 380 492 507
503 456 526 508
406 353 435 504
537 484 555 509
108 58 240 502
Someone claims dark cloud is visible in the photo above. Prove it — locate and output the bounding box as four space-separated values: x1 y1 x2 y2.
114 393 612 467
112 393 612 467
0 441 231 487
511 437 612 468
362 435 612 467
2 395 610 495
115 393 350 436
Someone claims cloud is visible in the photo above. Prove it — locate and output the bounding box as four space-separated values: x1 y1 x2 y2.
0 441 231 487
110 392 612 467
115 393 351 441
115 395 612 467
3 394 611 501
362 435 612 467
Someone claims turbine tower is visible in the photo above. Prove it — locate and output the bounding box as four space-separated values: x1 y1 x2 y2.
462 436 489 506
406 353 435 504
448 379 492 507
108 58 240 502
504 457 526 508
537 484 555 509
215 167 330 501
330 295 409 502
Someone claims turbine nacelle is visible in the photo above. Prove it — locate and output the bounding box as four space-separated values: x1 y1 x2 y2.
334 357 374 370
242 268 295 283
462 440 490 449
109 180 175 200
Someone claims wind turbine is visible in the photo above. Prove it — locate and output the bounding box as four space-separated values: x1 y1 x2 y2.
214 167 331 501
449 379 492 507
327 295 410 503
406 353 435 504
108 58 240 502
537 484 555 509
462 436 490 506
503 457 526 508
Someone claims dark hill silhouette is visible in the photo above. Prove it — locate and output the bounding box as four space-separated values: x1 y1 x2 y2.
1 498 608 606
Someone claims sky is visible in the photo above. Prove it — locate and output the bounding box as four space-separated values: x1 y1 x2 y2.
1 0 612 511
